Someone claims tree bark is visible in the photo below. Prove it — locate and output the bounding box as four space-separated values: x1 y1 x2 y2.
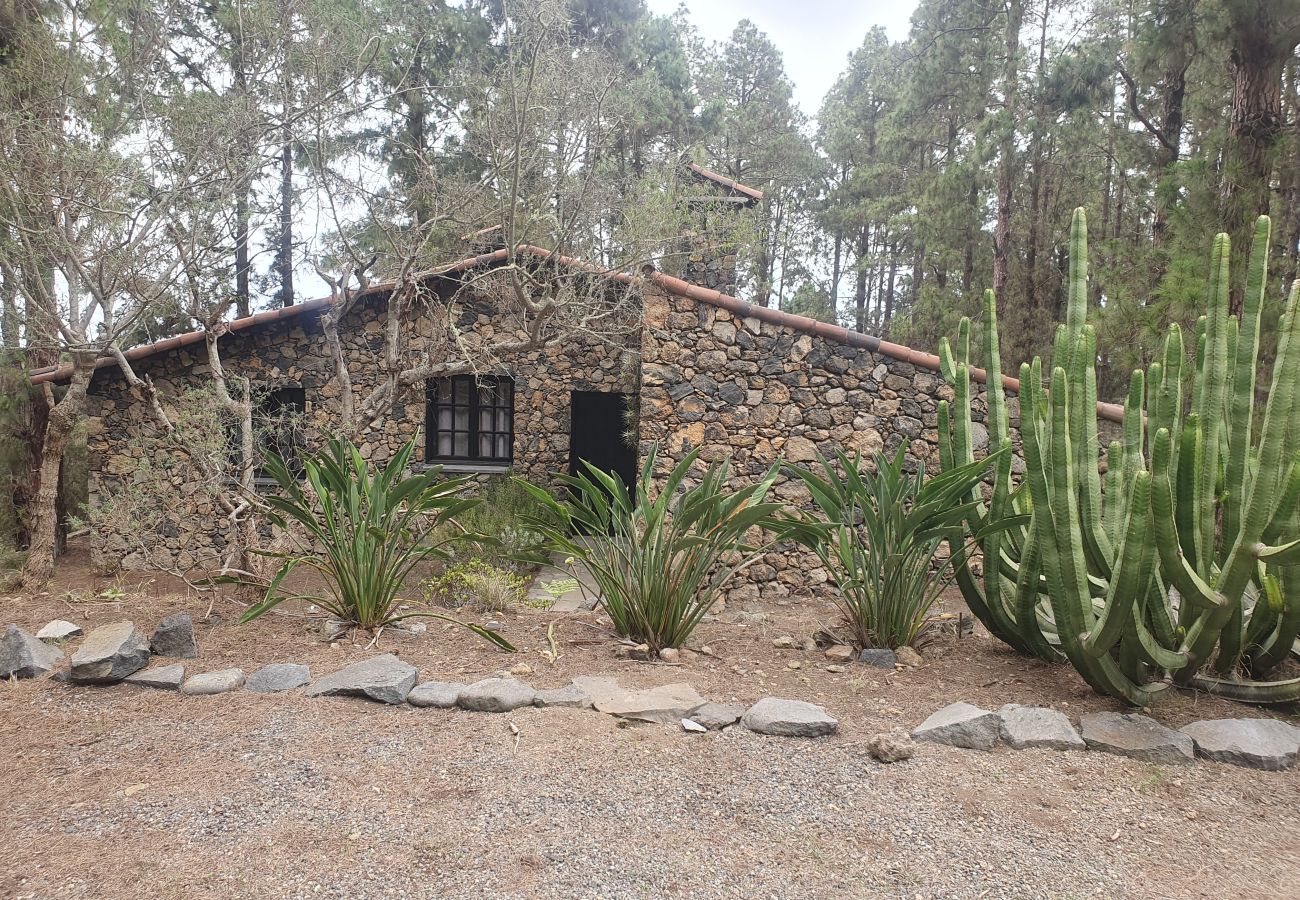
993 0 1022 309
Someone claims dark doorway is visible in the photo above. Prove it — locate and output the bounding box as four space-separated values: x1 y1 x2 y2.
569 390 637 494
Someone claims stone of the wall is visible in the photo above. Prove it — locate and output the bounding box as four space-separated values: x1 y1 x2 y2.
636 287 1000 604
87 280 640 573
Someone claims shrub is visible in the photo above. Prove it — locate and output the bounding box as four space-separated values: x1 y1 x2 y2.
517 446 798 653
421 560 528 612
453 475 557 569
788 447 1005 650
238 434 513 650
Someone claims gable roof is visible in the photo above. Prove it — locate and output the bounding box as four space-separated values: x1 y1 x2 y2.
28 244 1123 423
684 162 764 203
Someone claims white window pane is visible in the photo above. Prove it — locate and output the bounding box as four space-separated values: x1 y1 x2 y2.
437 433 452 456
497 409 510 431
496 434 509 458
454 408 469 430
438 408 452 429
454 433 468 456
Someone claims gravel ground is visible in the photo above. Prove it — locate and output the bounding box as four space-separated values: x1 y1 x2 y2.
2 552 1299 899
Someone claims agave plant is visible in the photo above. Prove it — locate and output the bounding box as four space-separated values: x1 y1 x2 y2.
516 445 800 654
940 210 1300 704
239 434 513 650
788 446 1012 650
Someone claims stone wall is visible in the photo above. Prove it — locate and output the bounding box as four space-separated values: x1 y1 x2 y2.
636 286 1005 604
87 278 640 573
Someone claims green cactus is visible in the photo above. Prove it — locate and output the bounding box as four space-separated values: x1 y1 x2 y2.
939 210 1300 704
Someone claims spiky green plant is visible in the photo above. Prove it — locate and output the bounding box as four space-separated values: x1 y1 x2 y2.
516 446 800 654
940 210 1300 704
787 446 1016 650
238 435 513 650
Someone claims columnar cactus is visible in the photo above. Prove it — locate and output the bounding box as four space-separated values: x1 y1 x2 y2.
939 210 1300 704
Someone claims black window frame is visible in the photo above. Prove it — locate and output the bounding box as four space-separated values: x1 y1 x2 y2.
425 375 514 465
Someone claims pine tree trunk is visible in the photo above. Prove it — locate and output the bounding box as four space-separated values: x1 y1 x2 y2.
993 0 1022 309
22 362 91 588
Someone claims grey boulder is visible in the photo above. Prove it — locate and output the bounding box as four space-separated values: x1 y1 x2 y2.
574 676 704 725
36 619 83 642
858 648 897 669
150 612 198 659
124 663 186 690
741 698 838 738
688 702 745 730
533 684 593 709
1079 712 1194 765
181 668 245 695
408 681 466 709
998 704 1085 751
305 654 418 704
245 663 311 694
458 677 537 712
0 625 64 679
69 622 150 683
1179 718 1300 771
912 701 1001 751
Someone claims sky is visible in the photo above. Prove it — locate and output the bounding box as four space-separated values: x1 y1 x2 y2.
646 0 920 119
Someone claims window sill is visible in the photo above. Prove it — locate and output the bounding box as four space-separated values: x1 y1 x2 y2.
421 462 513 475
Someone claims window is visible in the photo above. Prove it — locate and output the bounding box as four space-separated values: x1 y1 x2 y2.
254 387 307 478
426 375 513 464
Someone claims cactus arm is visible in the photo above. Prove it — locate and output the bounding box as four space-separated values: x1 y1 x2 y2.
1188 672 1300 704
1176 417 1204 573
982 291 1009 454
938 336 956 383
1158 326 1184 466
1223 217 1269 551
1119 369 1146 526
1012 524 1062 660
1150 427 1222 611
1198 235 1231 569
1130 601 1192 670
1243 568 1282 654
938 400 955 471
1103 441 1123 547
1065 208 1088 348
1249 568 1300 674
1082 471 1155 658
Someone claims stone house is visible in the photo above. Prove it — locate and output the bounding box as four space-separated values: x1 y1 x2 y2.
33 163 1067 596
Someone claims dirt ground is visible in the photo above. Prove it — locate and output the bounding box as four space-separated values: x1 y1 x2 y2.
2 544 1298 899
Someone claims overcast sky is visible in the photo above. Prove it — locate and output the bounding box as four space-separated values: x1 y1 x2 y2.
646 0 920 119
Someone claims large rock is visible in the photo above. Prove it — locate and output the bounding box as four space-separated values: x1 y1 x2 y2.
245 663 311 694
304 654 418 704
0 625 64 679
458 677 537 712
150 612 198 659
1179 718 1300 771
181 668 245 695
573 676 705 725
688 702 745 730
533 684 593 709
998 704 1085 751
36 620 83 642
69 622 150 684
1079 712 1194 765
742 698 838 737
408 681 466 709
859 648 896 669
912 702 1001 751
124 663 185 690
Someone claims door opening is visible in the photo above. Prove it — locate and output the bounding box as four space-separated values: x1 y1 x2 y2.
568 390 637 495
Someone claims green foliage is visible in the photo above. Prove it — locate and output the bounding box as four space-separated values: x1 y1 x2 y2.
515 445 800 653
940 210 1300 705
451 475 556 570
788 447 1012 650
421 560 528 613
239 434 512 650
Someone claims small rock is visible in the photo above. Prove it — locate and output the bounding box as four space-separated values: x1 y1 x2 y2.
859 648 897 669
786 660 802 670
681 718 708 733
533 685 593 709
406 622 428 635
180 668 245 695
458 677 537 712
689 702 744 730
800 638 816 652
866 730 916 763
658 648 680 663
1079 712 1195 765
69 622 150 684
912 701 1001 750
484 620 502 632
999 704 1085 751
823 645 852 662
408 681 466 709
741 697 838 738
574 676 705 725
124 663 185 690
0 624 63 679
245 663 311 694
305 654 419 704
825 665 846 673
149 612 198 659
509 662 533 676
772 636 797 649
895 646 923 667
36 620 83 642
1179 718 1300 771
